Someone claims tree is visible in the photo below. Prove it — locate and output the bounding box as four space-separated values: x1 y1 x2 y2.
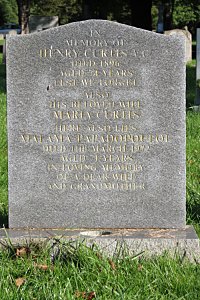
0 0 18 26
16 0 31 33
14 0 200 35
153 0 200 34
130 0 153 30
163 0 175 30
82 0 111 19
173 0 200 34
31 0 82 25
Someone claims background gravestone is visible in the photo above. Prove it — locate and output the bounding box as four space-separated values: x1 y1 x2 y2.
7 20 186 229
164 29 192 63
8 30 17 36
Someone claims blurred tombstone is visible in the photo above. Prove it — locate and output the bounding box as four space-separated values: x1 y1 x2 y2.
0 34 4 40
164 29 192 63
28 16 59 33
8 30 18 36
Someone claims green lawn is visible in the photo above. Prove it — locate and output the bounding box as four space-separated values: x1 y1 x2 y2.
186 110 200 236
185 61 200 237
0 238 200 300
0 54 200 299
0 241 200 300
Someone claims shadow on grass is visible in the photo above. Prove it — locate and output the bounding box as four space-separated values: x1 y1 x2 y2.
187 208 200 225
0 213 8 228
186 62 196 107
187 202 200 224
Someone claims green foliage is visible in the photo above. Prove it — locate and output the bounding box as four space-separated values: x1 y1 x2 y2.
30 0 132 25
151 5 159 30
0 0 18 26
173 0 200 33
105 0 132 24
31 0 83 25
1 0 200 32
186 111 200 225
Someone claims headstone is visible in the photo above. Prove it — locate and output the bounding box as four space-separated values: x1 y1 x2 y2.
29 16 59 33
195 28 200 105
164 29 192 63
0 34 4 40
7 20 186 229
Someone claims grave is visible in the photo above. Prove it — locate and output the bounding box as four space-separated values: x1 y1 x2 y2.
164 29 192 63
4 20 199 259
6 20 187 229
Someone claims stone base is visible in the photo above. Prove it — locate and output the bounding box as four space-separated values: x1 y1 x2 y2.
0 226 199 262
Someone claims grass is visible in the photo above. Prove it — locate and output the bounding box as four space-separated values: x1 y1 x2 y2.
0 54 200 299
185 61 200 237
186 110 200 235
0 240 199 299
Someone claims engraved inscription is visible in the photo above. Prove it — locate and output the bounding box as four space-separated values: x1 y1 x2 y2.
20 30 170 191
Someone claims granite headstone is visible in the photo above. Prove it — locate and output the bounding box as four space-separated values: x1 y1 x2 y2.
7 20 186 229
